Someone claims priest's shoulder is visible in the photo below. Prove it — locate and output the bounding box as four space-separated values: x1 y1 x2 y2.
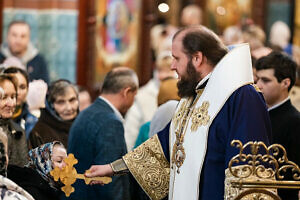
232 84 263 100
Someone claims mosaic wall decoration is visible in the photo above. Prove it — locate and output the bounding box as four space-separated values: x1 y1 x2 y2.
2 8 78 83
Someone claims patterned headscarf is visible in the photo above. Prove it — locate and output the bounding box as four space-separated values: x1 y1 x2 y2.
27 141 64 189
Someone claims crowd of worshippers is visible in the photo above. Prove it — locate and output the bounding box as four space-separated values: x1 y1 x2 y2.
0 6 299 200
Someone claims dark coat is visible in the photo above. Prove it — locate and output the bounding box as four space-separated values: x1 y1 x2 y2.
269 99 300 200
0 119 28 167
26 54 49 84
66 97 131 200
29 107 73 149
13 103 38 139
0 52 49 84
7 165 62 200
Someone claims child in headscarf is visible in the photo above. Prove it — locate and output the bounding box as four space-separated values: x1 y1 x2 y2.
7 141 67 200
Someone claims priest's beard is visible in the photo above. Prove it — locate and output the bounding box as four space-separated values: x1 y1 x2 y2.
177 60 200 98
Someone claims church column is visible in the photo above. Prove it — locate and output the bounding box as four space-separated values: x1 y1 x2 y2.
251 0 266 28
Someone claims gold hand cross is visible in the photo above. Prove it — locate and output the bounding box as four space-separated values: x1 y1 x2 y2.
50 153 112 197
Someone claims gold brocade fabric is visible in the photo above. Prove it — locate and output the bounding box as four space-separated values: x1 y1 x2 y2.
224 165 277 200
251 84 261 93
190 101 210 132
123 134 170 200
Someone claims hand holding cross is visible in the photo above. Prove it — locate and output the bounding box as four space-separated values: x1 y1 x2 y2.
50 153 112 197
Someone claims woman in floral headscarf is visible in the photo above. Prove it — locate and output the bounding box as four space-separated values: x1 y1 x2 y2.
0 128 34 200
7 141 67 200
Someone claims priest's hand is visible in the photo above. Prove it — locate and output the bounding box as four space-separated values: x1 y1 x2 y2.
85 164 113 185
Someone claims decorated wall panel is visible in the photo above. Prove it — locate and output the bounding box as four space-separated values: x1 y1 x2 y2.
94 0 141 82
2 8 78 82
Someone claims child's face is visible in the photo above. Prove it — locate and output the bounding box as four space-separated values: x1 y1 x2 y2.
51 145 67 169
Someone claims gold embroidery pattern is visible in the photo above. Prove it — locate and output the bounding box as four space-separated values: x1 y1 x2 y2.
225 165 276 200
123 135 169 200
171 95 202 173
171 132 186 173
225 140 300 199
172 100 188 128
191 101 210 132
251 83 261 93
229 140 300 180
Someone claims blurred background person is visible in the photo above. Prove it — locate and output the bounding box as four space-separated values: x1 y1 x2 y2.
29 79 79 148
222 25 243 47
268 21 300 66
150 24 177 58
124 50 176 150
242 24 272 59
8 141 67 200
149 77 180 137
180 4 203 26
3 67 38 139
134 77 180 148
26 79 48 117
269 21 293 55
77 85 92 111
0 74 28 167
0 20 49 84
1 56 26 71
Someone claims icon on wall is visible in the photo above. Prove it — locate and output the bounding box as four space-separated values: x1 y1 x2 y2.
95 0 141 82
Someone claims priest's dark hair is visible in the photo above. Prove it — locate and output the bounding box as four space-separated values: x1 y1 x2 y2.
173 26 228 67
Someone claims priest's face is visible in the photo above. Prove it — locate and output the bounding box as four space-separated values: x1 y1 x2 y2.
171 37 200 98
256 68 287 108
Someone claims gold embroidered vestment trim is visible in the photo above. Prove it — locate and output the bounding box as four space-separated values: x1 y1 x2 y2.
123 134 169 200
171 89 210 173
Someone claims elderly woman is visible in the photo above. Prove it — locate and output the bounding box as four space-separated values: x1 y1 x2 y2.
8 141 67 200
0 128 34 200
0 74 28 166
29 79 79 148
